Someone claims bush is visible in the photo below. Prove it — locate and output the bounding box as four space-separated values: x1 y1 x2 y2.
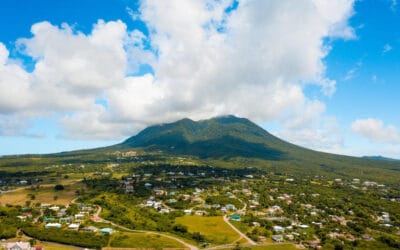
173 224 188 233
54 184 65 191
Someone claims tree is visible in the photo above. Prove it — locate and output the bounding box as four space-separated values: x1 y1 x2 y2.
192 232 205 243
173 224 188 233
54 184 64 191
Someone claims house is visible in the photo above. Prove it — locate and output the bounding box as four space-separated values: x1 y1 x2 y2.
154 189 166 196
226 204 236 210
153 202 162 209
5 241 31 250
74 213 86 220
195 210 206 216
362 234 373 240
16 215 27 221
168 198 177 203
272 235 283 242
43 217 55 222
19 180 28 185
125 183 134 193
285 234 294 240
230 214 241 221
268 205 283 215
183 209 192 215
49 205 60 212
159 208 170 214
273 226 285 233
59 216 73 224
146 200 155 207
99 228 114 235
45 223 62 229
382 212 390 223
57 209 67 217
212 204 220 209
81 205 94 212
68 223 80 230
82 226 98 233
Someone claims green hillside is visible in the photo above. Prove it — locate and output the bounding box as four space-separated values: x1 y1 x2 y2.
1 115 400 184
121 115 287 160
117 115 400 183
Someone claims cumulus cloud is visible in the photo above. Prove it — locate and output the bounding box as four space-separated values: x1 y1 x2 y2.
383 43 393 53
0 0 355 150
351 118 400 144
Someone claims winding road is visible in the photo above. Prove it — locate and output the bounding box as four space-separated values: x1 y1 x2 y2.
92 205 199 250
223 215 257 246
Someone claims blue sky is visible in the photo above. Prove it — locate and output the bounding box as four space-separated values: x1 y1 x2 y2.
0 0 399 158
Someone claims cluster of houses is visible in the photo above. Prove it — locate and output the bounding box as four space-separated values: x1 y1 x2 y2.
1 241 42 250
40 203 95 231
14 203 115 237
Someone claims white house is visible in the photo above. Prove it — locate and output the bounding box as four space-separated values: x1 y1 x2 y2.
45 223 62 229
68 223 80 230
273 226 285 233
272 235 283 242
5 242 31 250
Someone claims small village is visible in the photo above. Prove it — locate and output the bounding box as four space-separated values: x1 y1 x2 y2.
1 159 400 250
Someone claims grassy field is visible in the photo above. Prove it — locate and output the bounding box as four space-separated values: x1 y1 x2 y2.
37 242 83 250
0 182 82 206
109 232 185 248
219 244 299 250
175 215 239 245
249 245 299 250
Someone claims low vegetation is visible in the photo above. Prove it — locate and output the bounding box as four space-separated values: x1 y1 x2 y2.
175 215 240 245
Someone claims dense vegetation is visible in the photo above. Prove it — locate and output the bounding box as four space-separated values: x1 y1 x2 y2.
0 206 21 238
22 226 109 248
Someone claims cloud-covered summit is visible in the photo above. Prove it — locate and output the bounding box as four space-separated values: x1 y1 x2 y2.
0 0 355 150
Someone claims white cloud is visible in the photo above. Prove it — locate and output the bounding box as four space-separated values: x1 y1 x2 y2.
126 7 140 21
344 60 362 81
0 0 355 150
277 102 344 151
383 43 393 53
0 114 29 136
351 118 400 144
391 0 398 11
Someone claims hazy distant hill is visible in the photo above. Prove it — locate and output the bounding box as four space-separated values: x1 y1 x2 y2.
362 155 400 162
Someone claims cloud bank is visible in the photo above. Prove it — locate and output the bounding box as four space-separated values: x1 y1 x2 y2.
351 118 400 144
0 0 355 150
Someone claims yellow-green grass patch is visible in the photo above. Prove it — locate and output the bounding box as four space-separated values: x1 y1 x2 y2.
109 232 185 248
249 244 299 250
0 182 82 206
36 242 83 250
175 215 239 245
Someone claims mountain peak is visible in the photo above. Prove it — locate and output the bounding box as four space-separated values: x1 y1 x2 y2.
210 114 248 124
120 115 286 160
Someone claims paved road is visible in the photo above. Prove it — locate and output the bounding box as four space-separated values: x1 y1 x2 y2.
223 215 257 246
